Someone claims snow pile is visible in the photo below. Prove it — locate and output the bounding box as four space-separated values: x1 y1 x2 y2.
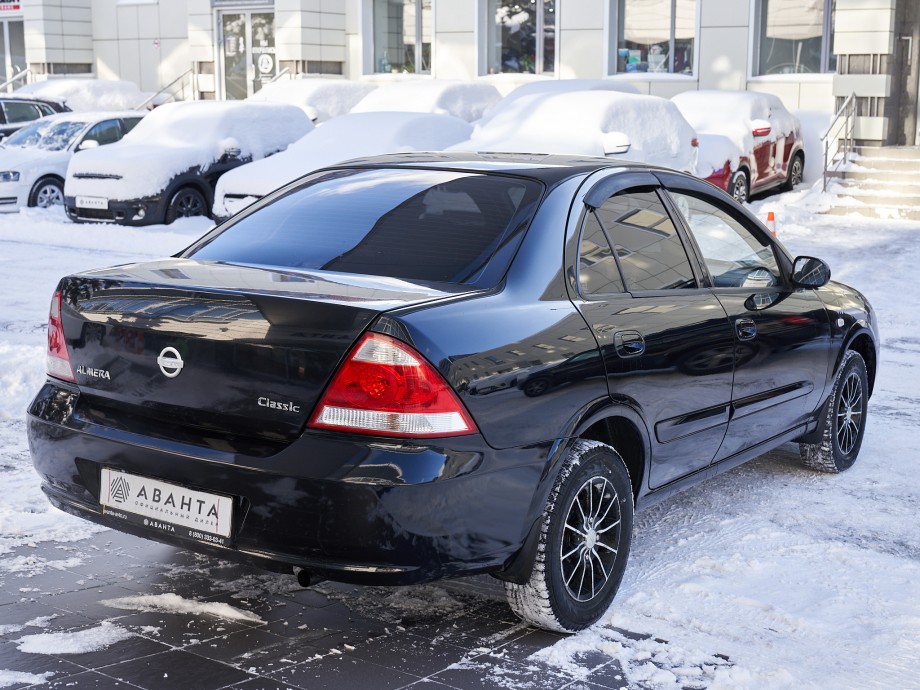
16 622 134 654
672 90 800 176
65 101 312 201
213 111 472 216
453 90 698 173
247 78 376 122
351 80 501 122
16 79 145 111
0 671 54 687
0 615 57 636
101 592 265 623
477 78 640 127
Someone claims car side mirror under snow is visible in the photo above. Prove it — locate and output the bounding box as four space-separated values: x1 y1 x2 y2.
602 131 631 156
791 256 831 288
751 119 772 137
78 139 99 151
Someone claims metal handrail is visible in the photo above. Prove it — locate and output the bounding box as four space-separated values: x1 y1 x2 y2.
0 67 30 93
821 91 857 191
268 67 292 84
134 67 194 110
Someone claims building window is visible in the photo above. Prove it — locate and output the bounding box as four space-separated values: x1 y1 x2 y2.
755 0 836 75
612 0 697 74
373 0 431 74
485 1 556 75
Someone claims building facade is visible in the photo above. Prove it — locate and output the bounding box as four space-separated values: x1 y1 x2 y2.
2 0 918 145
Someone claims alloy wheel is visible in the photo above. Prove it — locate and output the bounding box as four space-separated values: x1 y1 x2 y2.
36 183 63 208
835 371 863 455
175 191 205 217
560 476 621 602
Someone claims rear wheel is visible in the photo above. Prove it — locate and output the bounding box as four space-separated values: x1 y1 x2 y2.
28 177 64 208
504 440 633 632
729 169 749 203
785 153 804 191
800 350 868 473
165 186 207 224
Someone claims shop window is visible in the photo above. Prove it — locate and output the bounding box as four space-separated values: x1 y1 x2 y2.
373 0 431 74
755 0 837 75
485 0 556 75
612 0 697 75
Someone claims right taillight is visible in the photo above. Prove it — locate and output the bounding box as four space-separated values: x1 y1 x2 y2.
309 332 477 438
47 290 75 382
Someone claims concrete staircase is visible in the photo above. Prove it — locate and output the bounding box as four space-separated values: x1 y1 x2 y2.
825 146 920 221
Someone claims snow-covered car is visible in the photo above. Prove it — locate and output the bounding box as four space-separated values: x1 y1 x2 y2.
213 111 472 219
0 96 70 141
0 111 144 211
15 79 146 112
246 78 376 122
450 90 699 173
672 90 805 203
64 101 312 226
476 78 640 128
350 80 501 122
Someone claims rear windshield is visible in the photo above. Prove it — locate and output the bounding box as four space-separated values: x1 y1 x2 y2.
186 167 543 289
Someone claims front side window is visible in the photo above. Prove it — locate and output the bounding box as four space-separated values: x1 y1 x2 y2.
83 120 122 147
755 0 836 75
613 0 697 75
485 0 556 74
373 0 431 74
3 101 42 124
187 168 543 289
671 192 780 288
595 190 697 291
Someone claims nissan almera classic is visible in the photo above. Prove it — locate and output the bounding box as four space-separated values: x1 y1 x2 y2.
28 153 878 632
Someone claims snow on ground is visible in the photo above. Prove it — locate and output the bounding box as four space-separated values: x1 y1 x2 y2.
100 593 265 623
15 621 134 654
0 178 918 689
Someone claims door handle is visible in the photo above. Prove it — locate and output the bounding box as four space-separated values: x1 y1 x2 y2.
736 318 757 341
614 330 645 358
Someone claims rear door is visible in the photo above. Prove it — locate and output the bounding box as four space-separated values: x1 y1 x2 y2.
659 175 833 460
568 173 736 489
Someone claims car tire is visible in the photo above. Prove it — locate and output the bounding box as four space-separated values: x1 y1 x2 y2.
800 350 868 473
28 177 64 208
504 439 633 633
729 169 749 203
165 186 208 224
785 153 804 191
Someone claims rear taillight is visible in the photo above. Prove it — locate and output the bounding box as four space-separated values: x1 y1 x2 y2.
47 290 75 382
309 332 477 438
691 137 699 148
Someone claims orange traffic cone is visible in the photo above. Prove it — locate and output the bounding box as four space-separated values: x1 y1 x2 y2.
766 211 776 236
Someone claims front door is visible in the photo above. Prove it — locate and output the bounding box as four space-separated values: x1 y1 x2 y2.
219 11 277 100
571 182 736 489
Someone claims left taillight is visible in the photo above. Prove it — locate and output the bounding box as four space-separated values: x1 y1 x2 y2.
47 290 75 382
309 332 477 438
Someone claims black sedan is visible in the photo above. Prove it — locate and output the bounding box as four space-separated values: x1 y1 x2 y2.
28 153 878 633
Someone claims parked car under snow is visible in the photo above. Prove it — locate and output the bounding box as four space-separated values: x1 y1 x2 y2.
246 78 376 123
672 90 804 203
213 111 473 219
0 111 143 212
350 80 501 122
450 90 699 174
63 101 312 225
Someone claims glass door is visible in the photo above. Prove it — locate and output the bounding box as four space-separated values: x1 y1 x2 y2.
0 20 26 92
219 10 276 100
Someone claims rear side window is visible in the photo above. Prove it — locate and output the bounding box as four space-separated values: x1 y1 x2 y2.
595 190 697 291
188 168 543 288
578 211 624 295
3 101 41 123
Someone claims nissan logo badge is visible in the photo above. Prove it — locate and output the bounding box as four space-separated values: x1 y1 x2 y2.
157 347 184 378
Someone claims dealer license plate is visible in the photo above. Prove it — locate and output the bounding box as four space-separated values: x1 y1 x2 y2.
76 196 108 210
100 468 233 542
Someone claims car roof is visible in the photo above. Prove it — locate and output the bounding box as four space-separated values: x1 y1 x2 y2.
324 151 669 186
0 94 65 106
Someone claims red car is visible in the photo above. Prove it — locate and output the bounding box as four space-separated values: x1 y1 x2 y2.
673 90 805 203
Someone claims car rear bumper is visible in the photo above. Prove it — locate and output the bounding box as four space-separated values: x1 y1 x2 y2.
27 381 548 585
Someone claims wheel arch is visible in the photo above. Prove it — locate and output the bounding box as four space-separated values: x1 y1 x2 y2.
166 176 213 207
844 329 877 398
29 174 65 204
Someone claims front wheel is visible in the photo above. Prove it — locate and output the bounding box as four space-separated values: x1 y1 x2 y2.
800 350 868 473
504 440 633 632
165 186 208 224
785 153 804 191
29 177 64 208
729 169 749 203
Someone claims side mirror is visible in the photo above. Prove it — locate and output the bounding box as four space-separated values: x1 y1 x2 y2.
223 146 241 159
78 139 100 150
751 119 772 137
602 131 631 156
791 256 831 288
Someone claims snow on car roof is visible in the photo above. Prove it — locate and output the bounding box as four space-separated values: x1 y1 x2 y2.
453 90 698 173
214 111 473 215
350 80 501 122
16 79 145 111
66 101 313 202
246 78 377 122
